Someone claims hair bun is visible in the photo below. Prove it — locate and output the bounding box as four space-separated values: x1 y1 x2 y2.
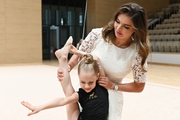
83 54 93 64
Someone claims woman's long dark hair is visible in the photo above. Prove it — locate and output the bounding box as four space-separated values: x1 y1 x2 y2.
102 2 150 72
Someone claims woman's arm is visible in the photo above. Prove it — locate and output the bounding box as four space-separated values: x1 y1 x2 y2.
68 54 79 71
98 76 145 92
113 81 145 92
99 52 147 92
21 93 79 116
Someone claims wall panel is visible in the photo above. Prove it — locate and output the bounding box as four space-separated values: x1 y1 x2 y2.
0 0 6 63
87 0 169 33
0 0 42 64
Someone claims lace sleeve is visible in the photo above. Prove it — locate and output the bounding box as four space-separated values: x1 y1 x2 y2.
132 53 148 83
79 28 102 53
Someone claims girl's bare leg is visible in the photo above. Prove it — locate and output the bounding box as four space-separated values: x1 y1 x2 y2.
55 36 79 120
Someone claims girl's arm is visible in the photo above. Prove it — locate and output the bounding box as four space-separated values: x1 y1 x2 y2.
21 92 79 116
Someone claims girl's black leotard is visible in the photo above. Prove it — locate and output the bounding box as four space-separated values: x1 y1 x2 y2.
77 84 109 120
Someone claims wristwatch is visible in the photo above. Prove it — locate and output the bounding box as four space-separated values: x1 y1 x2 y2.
113 83 118 91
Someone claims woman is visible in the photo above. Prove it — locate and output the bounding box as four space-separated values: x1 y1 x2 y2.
58 2 150 120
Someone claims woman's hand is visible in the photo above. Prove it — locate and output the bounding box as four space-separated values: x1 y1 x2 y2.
69 45 78 54
98 76 114 90
21 101 40 116
57 69 64 81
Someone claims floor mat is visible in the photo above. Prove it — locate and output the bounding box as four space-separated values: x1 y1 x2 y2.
0 65 180 120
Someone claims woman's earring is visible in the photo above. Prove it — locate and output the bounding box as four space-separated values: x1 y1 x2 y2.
131 36 134 41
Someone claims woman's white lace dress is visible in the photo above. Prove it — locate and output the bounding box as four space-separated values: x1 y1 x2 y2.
79 28 147 120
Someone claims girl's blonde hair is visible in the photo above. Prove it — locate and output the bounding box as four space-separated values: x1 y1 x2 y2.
78 54 99 75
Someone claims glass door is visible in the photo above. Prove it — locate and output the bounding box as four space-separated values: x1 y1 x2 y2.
42 0 86 60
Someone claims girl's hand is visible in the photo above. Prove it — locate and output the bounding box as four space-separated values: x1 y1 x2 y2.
98 76 114 89
21 101 40 116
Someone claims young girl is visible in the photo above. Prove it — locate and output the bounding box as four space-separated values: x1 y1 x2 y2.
21 36 109 120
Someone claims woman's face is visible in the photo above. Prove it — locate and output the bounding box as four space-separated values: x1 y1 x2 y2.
114 14 135 41
79 69 98 93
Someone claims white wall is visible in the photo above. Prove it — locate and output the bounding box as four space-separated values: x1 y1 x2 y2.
148 53 180 65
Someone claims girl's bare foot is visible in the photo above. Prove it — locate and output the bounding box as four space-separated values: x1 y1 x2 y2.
55 36 73 59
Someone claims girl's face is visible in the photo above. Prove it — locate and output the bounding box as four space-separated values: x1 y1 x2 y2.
79 69 98 93
114 14 135 42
